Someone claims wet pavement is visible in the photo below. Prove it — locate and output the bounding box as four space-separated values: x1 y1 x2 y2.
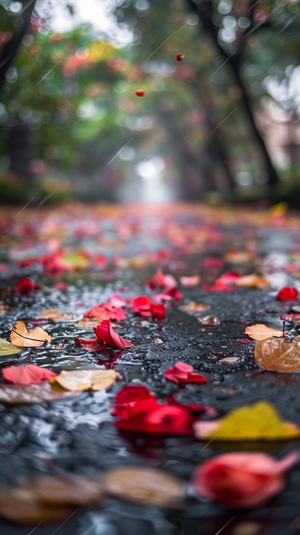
0 203 300 535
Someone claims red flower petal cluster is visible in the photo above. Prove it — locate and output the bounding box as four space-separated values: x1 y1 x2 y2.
131 296 166 320
2 364 56 386
202 271 240 292
276 286 299 301
192 451 299 508
94 319 133 349
16 278 36 294
112 385 155 417
146 269 177 290
164 362 208 385
114 397 194 435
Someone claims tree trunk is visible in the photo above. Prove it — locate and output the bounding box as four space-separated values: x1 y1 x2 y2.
0 0 37 94
186 0 280 187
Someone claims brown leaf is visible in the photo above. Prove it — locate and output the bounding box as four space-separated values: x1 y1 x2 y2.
32 475 105 507
255 336 300 373
38 309 79 322
103 467 185 507
0 382 80 404
245 324 282 341
10 321 52 347
0 485 74 524
236 274 270 288
52 369 120 391
182 302 210 314
74 317 101 329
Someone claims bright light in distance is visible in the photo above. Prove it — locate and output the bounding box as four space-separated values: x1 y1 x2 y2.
136 156 165 181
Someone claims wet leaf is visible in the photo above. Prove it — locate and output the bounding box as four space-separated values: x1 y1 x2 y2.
236 274 270 288
193 401 300 441
0 484 74 524
103 467 185 507
245 324 282 341
181 301 210 314
74 317 101 329
52 369 120 391
255 336 300 372
32 475 105 506
37 309 80 322
0 337 22 356
10 321 52 347
2 364 56 385
0 382 80 404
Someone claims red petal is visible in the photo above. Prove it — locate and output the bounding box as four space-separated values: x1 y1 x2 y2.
94 319 133 349
112 385 155 417
174 362 194 373
16 278 35 294
2 364 56 386
75 337 106 351
115 399 194 435
276 286 299 301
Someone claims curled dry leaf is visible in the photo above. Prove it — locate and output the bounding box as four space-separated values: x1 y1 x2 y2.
0 485 74 524
52 369 120 391
0 382 80 405
181 302 210 314
193 401 300 441
245 324 282 341
255 336 300 373
10 321 51 347
103 467 185 507
0 337 22 357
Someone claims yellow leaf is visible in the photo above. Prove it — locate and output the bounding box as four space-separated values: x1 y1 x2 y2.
236 274 270 288
52 369 120 391
194 402 300 441
10 321 51 347
245 324 282 341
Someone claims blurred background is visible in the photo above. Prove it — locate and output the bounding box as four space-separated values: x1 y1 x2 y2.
0 0 299 206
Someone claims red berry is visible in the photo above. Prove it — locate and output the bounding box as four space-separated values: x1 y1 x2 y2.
135 89 145 97
176 54 185 62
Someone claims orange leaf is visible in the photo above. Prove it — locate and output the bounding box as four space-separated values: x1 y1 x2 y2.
236 274 270 288
255 336 300 372
52 369 120 391
245 324 282 341
10 321 51 347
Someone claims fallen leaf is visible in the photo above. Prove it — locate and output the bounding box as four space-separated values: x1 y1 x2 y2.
52 369 120 391
0 337 22 356
75 317 101 329
32 475 105 506
181 302 210 314
0 382 80 404
103 467 185 507
245 324 282 341
0 484 74 524
179 276 200 287
10 321 51 347
193 401 300 441
192 450 299 508
255 336 300 372
236 274 270 288
38 309 79 322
